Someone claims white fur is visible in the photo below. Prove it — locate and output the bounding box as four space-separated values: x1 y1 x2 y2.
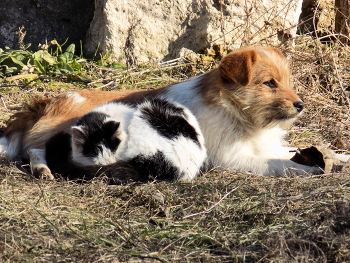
94 103 136 133
162 77 202 107
66 92 86 104
0 137 8 156
161 76 322 176
0 134 22 159
119 101 207 180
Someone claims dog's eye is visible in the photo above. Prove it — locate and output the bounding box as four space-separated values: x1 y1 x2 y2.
263 79 277 89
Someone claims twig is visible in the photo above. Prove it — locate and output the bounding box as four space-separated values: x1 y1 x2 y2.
331 55 350 117
158 57 183 65
309 173 335 178
183 186 239 219
6 74 38 82
1 96 7 109
88 63 192 86
94 80 115 89
0 84 22 88
135 255 168 263
0 75 69 89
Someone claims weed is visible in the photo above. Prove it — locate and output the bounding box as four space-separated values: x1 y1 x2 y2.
0 40 86 77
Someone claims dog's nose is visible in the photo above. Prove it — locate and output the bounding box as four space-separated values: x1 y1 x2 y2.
293 101 304 113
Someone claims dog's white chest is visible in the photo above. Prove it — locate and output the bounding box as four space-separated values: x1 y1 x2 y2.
248 127 287 158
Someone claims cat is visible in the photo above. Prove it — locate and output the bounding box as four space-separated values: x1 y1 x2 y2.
45 98 208 182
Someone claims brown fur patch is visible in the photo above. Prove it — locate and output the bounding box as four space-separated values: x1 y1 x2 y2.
21 90 147 151
116 88 165 105
3 97 53 138
219 49 257 86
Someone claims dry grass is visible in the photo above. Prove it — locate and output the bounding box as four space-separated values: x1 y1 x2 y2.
1 165 350 262
288 36 350 152
1 34 350 262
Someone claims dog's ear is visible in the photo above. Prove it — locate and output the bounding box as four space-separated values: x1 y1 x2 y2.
219 49 258 86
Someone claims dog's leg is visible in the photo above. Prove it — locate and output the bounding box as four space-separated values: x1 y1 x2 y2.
28 148 54 180
283 146 350 162
268 147 322 176
281 146 350 173
267 158 323 176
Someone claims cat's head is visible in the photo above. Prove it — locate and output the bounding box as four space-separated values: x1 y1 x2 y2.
71 112 126 166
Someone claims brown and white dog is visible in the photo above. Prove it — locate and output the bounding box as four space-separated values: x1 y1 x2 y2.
0 46 324 178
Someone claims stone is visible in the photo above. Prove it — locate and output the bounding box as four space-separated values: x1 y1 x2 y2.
299 0 335 34
0 0 94 50
85 0 304 64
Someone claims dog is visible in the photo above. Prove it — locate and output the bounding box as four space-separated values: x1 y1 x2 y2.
44 98 207 182
0 46 324 179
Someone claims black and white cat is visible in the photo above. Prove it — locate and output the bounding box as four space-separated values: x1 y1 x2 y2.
70 103 133 166
45 98 208 182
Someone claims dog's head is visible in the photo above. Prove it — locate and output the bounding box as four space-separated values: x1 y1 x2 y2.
203 46 303 129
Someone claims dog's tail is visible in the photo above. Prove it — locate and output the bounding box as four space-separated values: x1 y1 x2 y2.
0 97 53 159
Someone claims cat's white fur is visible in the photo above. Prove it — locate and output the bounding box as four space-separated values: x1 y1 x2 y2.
70 99 207 181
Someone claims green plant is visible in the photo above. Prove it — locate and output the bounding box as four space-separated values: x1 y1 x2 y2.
0 40 86 77
0 47 31 75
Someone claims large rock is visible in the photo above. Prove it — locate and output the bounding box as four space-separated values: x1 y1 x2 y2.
85 0 303 64
0 0 94 50
299 0 335 34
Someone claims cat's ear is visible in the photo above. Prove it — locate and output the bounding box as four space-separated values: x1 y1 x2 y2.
71 126 87 148
103 121 126 141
